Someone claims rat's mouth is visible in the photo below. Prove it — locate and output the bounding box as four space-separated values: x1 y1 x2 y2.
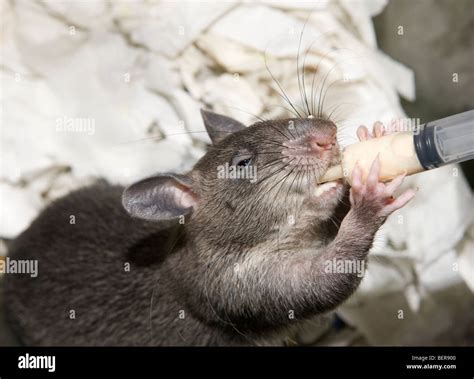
313 179 344 199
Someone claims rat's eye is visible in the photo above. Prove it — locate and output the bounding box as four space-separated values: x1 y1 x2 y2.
231 152 253 167
237 158 251 167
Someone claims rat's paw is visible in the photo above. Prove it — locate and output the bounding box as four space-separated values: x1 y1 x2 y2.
356 120 401 141
349 155 416 219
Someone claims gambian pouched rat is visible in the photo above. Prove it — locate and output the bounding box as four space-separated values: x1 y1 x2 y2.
3 111 415 346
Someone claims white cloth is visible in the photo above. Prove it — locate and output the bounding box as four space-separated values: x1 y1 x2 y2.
1 0 472 345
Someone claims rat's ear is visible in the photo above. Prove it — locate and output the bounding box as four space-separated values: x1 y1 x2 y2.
122 174 198 221
200 109 246 145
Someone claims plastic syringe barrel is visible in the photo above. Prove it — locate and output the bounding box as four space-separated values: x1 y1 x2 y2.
414 110 474 170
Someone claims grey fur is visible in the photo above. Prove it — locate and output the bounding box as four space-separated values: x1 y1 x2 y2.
4 113 387 346
200 109 246 144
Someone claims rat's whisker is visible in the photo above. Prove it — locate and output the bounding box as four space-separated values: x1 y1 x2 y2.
264 48 305 118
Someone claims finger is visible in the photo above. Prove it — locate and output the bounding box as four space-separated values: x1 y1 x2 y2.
366 154 380 190
349 188 356 206
357 125 370 141
373 121 384 137
389 119 401 133
376 182 385 196
381 188 416 216
384 173 406 197
351 163 363 194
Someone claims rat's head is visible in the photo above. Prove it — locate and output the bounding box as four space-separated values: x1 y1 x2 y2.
123 110 344 247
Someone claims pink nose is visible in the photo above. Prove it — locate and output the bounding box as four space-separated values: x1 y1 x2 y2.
309 136 336 151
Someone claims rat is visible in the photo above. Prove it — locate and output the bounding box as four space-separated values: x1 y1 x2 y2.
3 110 415 346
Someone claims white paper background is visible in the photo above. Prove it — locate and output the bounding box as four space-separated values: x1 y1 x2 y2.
1 0 473 345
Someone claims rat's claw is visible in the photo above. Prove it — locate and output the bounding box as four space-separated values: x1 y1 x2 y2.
384 173 406 197
349 157 415 219
373 121 384 137
350 163 363 204
356 125 370 141
379 188 416 217
366 154 380 191
389 119 401 134
351 163 363 189
358 120 400 142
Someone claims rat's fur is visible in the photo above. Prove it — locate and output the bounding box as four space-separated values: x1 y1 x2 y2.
4 113 389 346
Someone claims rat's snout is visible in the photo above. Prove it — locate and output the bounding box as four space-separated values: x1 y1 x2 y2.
308 133 336 152
281 118 337 159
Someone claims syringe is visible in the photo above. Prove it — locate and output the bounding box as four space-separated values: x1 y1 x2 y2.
320 110 474 184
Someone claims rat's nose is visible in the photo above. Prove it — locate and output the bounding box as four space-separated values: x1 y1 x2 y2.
281 118 338 159
304 118 337 152
309 135 336 151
